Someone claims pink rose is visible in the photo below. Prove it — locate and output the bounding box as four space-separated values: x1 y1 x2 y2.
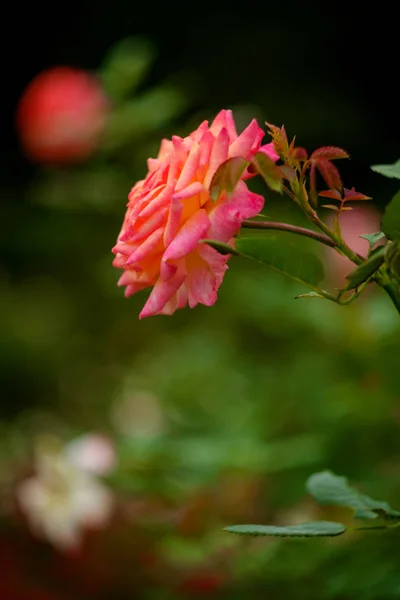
112 109 277 318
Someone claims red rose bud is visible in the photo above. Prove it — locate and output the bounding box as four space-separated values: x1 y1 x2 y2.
16 67 109 164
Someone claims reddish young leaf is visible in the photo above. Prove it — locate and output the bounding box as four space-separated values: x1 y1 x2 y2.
288 135 297 152
316 159 342 191
319 187 372 204
265 123 288 157
266 122 287 140
310 161 317 205
279 165 296 182
343 187 372 202
310 146 350 160
319 189 342 200
292 147 308 161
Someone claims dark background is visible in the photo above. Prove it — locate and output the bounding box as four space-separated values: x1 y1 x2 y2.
3 1 400 188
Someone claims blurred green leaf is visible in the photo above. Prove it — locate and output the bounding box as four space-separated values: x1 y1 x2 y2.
30 168 129 213
235 236 325 289
168 433 325 474
381 190 400 241
371 159 400 179
209 157 250 202
100 37 156 102
224 521 346 537
307 471 400 520
103 85 189 151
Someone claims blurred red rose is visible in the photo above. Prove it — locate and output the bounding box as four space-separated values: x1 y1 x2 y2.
16 67 109 164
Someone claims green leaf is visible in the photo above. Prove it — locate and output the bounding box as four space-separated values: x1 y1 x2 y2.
209 157 250 202
306 471 400 520
235 237 325 288
381 190 400 241
385 240 400 282
371 159 400 179
343 248 385 290
252 152 283 193
103 86 189 151
200 239 239 256
360 231 386 249
101 37 156 101
224 521 346 537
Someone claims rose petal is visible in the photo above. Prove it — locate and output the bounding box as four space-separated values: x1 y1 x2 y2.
172 181 204 201
208 181 264 242
228 119 264 159
187 261 218 308
258 142 279 162
209 109 237 141
203 127 230 188
139 184 174 218
126 227 163 266
163 197 183 247
139 264 186 318
163 209 210 262
175 142 200 192
128 207 168 243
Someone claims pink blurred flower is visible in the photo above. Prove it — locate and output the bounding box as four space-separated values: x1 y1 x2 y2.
112 109 277 318
16 67 109 164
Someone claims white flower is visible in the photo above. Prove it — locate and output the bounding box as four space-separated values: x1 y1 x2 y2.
64 433 116 475
17 435 115 550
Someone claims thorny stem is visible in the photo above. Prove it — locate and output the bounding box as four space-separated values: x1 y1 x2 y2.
336 280 371 306
241 220 336 249
287 178 365 265
305 206 365 265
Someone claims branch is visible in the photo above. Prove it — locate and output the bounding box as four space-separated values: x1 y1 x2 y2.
241 220 337 249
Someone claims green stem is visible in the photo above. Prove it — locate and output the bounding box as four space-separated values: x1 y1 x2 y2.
306 207 365 265
337 280 371 306
241 220 337 249
288 180 365 265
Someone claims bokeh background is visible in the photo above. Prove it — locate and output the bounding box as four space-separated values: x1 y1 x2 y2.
2 2 400 598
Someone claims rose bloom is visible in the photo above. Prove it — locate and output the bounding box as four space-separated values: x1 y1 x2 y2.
112 109 277 318
16 67 109 164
